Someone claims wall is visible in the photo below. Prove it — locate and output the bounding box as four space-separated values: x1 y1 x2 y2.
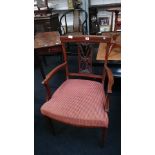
90 0 121 5
50 0 69 10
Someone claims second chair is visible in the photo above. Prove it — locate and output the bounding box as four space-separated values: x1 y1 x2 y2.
59 9 88 35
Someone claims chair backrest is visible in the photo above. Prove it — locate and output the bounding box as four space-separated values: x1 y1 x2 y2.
60 35 112 83
59 9 88 35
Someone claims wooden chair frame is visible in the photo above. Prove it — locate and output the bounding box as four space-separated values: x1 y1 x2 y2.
41 35 114 147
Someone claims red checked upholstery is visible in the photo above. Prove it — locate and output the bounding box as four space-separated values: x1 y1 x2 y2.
41 79 108 127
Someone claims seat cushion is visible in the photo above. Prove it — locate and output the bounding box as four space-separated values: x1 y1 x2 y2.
41 79 108 127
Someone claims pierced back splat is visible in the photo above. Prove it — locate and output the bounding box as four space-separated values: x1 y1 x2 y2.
78 43 93 73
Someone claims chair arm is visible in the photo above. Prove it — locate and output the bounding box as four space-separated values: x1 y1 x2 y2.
42 62 67 85
105 65 114 93
104 66 114 112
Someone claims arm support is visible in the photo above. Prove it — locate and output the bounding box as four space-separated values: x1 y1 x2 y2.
105 65 114 93
42 62 67 101
104 65 114 112
42 62 67 85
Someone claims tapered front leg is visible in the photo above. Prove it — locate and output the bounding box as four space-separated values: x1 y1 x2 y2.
99 128 108 147
45 117 56 136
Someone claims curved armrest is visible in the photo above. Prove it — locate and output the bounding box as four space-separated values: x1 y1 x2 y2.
42 62 67 85
105 65 114 93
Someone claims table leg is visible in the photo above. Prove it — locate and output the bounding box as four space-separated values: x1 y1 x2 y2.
42 56 48 66
35 52 46 79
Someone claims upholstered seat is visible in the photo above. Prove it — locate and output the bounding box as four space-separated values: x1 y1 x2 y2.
41 79 108 127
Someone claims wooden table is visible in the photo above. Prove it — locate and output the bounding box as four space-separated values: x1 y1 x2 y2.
34 31 61 49
96 43 121 61
34 31 62 78
96 32 121 61
96 32 121 77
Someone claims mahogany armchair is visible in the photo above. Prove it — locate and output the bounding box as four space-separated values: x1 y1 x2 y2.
40 35 114 147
